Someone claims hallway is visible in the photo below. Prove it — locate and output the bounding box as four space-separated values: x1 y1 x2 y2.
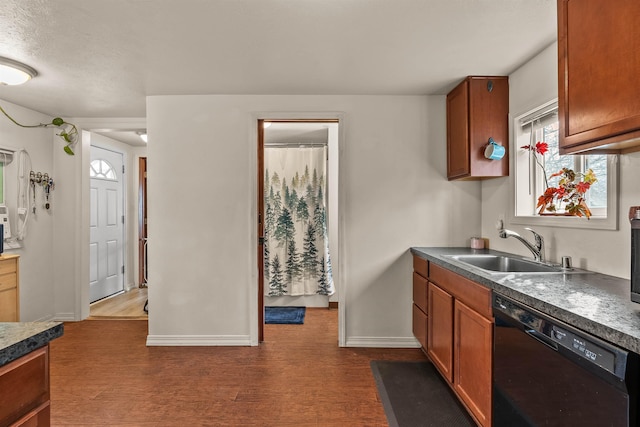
88 287 148 319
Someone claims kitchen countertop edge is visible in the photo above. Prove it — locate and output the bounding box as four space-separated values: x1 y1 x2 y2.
411 247 640 354
0 322 64 367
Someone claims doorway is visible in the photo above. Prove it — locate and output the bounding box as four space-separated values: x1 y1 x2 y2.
89 146 125 303
257 119 340 342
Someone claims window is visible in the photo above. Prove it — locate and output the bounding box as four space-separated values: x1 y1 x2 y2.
512 100 618 230
0 149 12 204
90 159 117 181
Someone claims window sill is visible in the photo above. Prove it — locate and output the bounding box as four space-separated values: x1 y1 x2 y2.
511 214 617 230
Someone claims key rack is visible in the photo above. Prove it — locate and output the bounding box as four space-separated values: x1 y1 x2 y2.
29 171 55 211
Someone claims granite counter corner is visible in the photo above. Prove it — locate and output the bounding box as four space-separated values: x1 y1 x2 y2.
0 322 64 367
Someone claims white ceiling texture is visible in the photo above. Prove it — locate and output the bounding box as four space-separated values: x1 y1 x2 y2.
0 0 556 146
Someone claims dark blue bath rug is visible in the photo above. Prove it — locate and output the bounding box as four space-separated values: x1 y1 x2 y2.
265 306 306 324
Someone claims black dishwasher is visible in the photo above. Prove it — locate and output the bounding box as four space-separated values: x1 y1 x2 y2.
493 293 639 426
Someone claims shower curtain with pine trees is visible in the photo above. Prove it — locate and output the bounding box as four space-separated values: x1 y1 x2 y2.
264 146 334 296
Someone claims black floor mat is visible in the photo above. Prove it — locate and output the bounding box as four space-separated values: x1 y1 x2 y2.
370 360 475 427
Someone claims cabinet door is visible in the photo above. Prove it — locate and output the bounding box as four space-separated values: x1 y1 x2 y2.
427 282 454 382
447 80 470 179
0 288 17 322
0 256 19 322
558 0 640 153
454 300 493 427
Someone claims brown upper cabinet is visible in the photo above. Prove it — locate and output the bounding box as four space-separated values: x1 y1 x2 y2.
558 0 640 154
446 76 509 180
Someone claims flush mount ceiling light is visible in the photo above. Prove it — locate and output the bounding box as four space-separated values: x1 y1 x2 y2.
0 56 38 85
136 131 148 143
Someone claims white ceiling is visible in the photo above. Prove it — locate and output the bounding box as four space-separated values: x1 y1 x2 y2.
0 0 557 145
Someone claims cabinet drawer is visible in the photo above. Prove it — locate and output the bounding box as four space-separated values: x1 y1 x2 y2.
0 258 17 276
412 304 428 350
11 401 50 427
429 264 491 319
0 273 17 292
413 256 428 278
0 346 49 426
413 272 428 313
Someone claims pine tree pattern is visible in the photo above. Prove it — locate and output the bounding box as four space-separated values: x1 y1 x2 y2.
269 255 286 296
302 223 318 277
264 146 334 296
264 235 271 281
316 257 330 295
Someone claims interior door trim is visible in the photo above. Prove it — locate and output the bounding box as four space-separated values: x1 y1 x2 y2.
138 157 148 288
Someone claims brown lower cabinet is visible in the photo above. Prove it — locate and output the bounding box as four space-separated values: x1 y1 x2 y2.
413 256 493 427
454 299 493 426
427 283 454 381
412 257 429 352
0 345 51 426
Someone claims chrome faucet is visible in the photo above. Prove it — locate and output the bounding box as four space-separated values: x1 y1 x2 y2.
498 226 545 262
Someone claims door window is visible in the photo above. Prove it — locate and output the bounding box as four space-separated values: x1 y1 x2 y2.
90 159 117 181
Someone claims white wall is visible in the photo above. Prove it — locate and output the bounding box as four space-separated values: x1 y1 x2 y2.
0 99 147 321
481 42 640 278
0 100 55 321
146 94 481 346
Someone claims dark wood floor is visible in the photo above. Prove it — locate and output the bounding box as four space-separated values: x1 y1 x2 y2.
49 308 427 426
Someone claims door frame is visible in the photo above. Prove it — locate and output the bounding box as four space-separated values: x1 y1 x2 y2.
88 144 126 303
138 157 148 287
73 120 146 321
254 112 344 345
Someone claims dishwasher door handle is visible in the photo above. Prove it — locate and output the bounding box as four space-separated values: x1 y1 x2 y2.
525 329 559 351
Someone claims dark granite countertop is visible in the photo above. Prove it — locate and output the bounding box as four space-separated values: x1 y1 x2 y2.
411 247 640 354
0 322 64 366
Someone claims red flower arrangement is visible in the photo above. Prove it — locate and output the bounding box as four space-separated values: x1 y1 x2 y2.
521 141 597 218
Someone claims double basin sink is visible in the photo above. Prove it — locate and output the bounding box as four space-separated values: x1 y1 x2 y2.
445 254 585 275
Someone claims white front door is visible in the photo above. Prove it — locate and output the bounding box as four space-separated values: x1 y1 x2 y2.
89 146 125 303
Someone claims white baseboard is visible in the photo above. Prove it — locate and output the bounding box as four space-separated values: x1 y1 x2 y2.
52 313 77 322
125 282 138 292
146 334 252 346
344 336 422 348
30 314 56 322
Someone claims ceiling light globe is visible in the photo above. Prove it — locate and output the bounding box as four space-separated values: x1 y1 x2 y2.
0 57 37 85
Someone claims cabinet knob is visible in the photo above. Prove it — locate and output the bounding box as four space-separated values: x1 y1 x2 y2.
487 80 494 92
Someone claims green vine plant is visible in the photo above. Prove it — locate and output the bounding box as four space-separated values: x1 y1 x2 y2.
0 103 77 155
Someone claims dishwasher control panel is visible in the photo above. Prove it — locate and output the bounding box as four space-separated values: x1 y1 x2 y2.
550 325 616 374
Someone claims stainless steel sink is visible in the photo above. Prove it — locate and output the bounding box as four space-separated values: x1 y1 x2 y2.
446 254 568 274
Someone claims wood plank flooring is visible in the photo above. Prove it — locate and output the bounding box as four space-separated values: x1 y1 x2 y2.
89 287 148 319
49 308 427 426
